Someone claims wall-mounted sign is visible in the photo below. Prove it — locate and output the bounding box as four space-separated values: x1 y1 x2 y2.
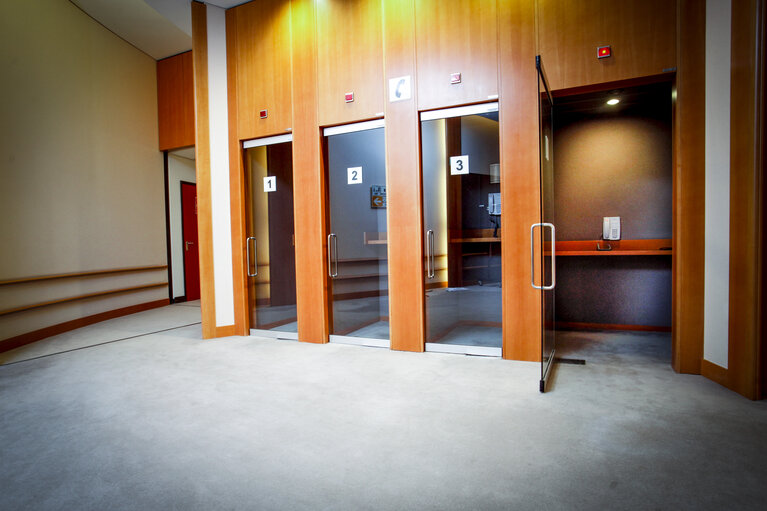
388 75 411 102
450 155 469 175
263 176 276 192
450 72 462 84
259 109 268 119
345 92 354 103
347 166 363 184
370 185 386 208
597 45 611 59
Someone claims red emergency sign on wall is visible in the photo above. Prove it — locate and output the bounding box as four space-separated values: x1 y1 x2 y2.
597 46 612 59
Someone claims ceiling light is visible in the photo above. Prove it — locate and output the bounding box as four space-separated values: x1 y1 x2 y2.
606 98 620 106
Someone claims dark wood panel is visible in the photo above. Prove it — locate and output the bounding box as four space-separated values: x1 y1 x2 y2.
157 51 195 151
537 0 677 91
229 0 293 140
0 299 170 353
727 0 762 399
316 0 384 125
291 0 329 344
383 0 425 352
672 0 705 375
498 0 540 362
555 322 671 333
191 1 217 339
266 143 297 306
415 0 498 110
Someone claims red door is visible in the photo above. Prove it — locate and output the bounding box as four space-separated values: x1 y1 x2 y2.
181 182 200 301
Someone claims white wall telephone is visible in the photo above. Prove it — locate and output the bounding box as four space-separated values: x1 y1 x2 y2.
603 216 621 240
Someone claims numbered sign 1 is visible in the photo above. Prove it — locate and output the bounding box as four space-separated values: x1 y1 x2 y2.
263 176 276 192
450 155 469 175
347 166 363 185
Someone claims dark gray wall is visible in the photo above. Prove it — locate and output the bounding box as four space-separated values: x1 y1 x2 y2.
553 103 672 328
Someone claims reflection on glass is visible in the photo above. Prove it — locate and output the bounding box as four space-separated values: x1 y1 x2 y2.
421 111 502 350
244 142 297 333
326 127 389 342
538 56 556 389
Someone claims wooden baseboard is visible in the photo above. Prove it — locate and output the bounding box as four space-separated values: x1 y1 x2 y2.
555 322 672 333
701 359 729 388
0 299 170 353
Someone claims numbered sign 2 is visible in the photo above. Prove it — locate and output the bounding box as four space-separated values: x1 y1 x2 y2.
347 166 363 185
450 155 469 175
263 176 276 192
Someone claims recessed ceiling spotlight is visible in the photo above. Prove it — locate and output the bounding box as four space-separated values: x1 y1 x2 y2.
606 98 620 105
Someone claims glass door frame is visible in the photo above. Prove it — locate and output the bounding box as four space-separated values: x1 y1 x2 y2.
322 119 390 349
242 133 298 340
419 102 503 358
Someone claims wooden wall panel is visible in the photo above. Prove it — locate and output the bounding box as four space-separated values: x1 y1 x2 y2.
726 0 762 400
383 0 425 352
191 1 217 339
498 0 541 362
157 51 195 151
537 0 677 91
229 0 293 141
414 0 498 111
316 0 384 126
291 0 329 344
671 0 705 375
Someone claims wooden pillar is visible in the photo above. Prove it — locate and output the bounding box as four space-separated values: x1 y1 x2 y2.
382 0 425 352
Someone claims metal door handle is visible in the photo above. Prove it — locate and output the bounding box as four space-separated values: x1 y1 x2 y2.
530 223 555 290
185 241 194 251
327 233 338 277
427 229 435 279
246 237 257 277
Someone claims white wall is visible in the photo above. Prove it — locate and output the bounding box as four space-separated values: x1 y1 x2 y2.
168 153 196 300
0 0 166 340
205 5 235 327
703 0 732 368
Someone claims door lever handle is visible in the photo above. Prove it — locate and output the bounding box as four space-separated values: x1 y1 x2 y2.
185 241 194 251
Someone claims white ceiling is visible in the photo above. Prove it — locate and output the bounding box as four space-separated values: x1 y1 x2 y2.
71 0 249 60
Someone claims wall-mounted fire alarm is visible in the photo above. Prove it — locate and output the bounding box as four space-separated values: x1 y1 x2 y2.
597 45 611 59
345 92 354 103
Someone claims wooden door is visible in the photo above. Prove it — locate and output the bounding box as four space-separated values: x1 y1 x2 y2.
415 0 499 110
316 0 384 125
181 182 200 301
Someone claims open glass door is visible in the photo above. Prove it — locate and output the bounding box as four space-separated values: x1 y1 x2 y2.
243 134 298 338
420 103 502 357
535 56 556 391
324 120 389 348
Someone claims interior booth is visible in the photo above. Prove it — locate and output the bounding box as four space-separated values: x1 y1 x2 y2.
419 103 502 357
323 120 389 348
243 134 298 338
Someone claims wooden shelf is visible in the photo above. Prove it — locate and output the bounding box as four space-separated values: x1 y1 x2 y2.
552 239 672 256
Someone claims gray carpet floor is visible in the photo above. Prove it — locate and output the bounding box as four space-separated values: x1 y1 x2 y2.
1 306 765 510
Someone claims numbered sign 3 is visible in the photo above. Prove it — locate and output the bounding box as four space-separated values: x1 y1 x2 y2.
263 176 276 192
347 166 363 185
450 155 469 175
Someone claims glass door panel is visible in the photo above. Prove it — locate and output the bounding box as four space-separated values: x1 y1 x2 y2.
244 137 298 338
325 122 389 347
536 56 556 391
420 104 502 357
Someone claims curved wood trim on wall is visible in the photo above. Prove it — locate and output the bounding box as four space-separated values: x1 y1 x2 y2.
0 265 168 286
0 283 169 316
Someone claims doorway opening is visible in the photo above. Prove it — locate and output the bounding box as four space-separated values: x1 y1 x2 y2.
165 147 199 304
419 103 502 357
549 79 674 375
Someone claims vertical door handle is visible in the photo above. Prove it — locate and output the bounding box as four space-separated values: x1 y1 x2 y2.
246 237 257 277
327 233 338 278
530 223 555 290
427 229 435 279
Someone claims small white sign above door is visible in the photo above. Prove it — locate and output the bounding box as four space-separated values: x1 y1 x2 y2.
347 167 363 184
450 155 469 175
388 75 411 102
263 176 276 192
